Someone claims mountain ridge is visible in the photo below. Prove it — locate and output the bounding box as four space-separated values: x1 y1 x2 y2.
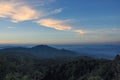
0 45 80 58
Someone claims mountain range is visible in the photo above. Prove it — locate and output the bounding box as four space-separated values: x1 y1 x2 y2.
0 45 79 58
0 45 120 80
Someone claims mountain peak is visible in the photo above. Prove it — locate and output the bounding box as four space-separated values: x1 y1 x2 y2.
31 45 58 51
33 45 49 48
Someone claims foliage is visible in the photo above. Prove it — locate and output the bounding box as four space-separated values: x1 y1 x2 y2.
0 51 120 80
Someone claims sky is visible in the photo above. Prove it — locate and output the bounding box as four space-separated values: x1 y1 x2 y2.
0 0 120 44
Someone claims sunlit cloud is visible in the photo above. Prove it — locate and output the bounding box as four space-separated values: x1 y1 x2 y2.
74 30 87 35
76 28 120 36
0 0 63 23
0 0 79 33
0 1 41 22
37 18 72 30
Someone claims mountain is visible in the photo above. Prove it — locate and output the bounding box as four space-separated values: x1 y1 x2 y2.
0 45 119 80
0 45 79 58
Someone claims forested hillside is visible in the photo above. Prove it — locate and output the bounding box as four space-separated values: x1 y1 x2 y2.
0 52 120 80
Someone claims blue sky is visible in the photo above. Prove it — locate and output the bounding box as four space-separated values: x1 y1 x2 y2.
0 0 120 44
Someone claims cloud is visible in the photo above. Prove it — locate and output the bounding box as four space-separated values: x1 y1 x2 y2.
44 8 63 17
0 0 83 35
0 1 41 22
37 18 72 30
11 6 41 22
51 8 63 14
75 30 87 35
0 1 62 23
75 28 120 36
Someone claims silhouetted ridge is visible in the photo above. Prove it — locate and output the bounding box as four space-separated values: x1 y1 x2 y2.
32 45 57 51
0 45 79 58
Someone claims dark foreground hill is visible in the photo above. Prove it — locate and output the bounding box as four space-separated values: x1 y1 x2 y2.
0 45 79 58
0 51 120 80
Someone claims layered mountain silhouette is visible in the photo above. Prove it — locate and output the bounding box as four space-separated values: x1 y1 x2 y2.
0 45 120 80
0 45 79 58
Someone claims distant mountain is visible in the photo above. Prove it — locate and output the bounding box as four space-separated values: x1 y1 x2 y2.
0 45 79 58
